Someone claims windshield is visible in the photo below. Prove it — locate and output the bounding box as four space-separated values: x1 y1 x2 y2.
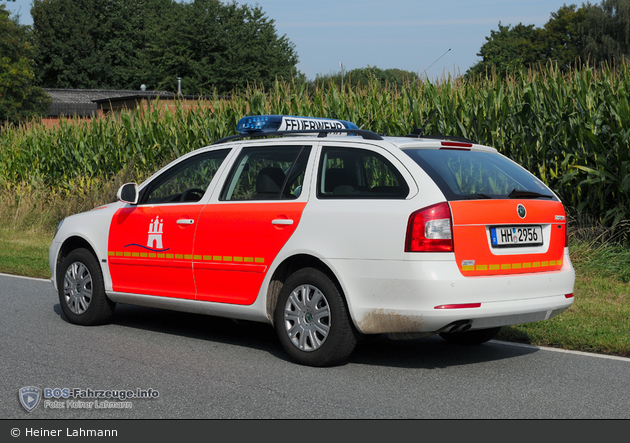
404 148 556 201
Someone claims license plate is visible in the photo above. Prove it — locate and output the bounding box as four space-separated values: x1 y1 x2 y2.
491 226 543 247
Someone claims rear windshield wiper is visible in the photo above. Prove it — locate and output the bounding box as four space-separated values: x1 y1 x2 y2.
508 189 554 199
461 193 492 200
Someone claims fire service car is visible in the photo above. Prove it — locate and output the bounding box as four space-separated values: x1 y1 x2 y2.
49 115 575 367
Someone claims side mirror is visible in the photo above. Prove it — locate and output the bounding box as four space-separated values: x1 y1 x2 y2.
117 183 138 205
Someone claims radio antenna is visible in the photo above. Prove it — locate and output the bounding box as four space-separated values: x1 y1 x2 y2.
359 48 451 130
420 48 451 78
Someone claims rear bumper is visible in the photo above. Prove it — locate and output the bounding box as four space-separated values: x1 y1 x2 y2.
329 250 575 334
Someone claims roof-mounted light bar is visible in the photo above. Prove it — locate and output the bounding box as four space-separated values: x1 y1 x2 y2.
237 115 359 134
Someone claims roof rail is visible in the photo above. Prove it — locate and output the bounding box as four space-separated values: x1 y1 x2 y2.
211 128 384 145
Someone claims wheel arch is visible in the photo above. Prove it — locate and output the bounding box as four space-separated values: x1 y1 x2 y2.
54 236 100 289
265 254 345 326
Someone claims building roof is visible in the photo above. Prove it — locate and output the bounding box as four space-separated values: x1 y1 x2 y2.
43 88 225 117
43 88 172 117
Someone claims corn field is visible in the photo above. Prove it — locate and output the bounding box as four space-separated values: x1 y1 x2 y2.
1 62 629 228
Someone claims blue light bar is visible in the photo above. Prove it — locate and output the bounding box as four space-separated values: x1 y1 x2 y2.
237 115 359 134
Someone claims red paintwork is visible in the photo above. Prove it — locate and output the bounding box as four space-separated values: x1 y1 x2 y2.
449 200 566 276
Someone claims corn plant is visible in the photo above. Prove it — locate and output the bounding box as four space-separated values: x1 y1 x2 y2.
1 63 629 229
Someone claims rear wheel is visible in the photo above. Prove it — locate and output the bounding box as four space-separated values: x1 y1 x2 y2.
57 248 115 326
274 268 356 367
439 327 501 345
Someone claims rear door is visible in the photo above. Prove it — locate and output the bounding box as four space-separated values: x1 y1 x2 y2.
193 144 312 304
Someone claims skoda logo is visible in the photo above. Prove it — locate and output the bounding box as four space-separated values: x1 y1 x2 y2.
517 204 527 219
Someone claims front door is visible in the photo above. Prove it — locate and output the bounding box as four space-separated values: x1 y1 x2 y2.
108 205 201 298
108 148 230 298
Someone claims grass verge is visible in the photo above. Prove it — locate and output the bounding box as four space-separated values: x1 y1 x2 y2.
498 274 630 357
498 241 630 357
0 227 52 279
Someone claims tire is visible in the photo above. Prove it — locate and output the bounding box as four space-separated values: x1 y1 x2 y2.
439 327 501 345
57 248 115 326
274 268 356 367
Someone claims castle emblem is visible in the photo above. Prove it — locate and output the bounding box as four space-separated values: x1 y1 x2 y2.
147 216 164 249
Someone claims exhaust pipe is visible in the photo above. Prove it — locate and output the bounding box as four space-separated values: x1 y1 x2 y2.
441 320 472 334
387 320 473 340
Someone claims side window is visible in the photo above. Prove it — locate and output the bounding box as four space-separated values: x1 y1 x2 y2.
220 145 311 201
318 147 409 199
140 149 230 204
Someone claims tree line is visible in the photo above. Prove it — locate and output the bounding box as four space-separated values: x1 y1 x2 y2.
0 0 299 124
3 0 630 124
32 0 299 93
307 66 422 91
467 0 630 77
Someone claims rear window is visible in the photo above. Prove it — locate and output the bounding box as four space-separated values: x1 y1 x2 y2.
404 148 557 201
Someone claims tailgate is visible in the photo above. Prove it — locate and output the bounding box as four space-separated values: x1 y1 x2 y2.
450 200 566 276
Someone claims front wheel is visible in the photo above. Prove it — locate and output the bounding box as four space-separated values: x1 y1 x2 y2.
57 248 115 326
439 327 501 345
274 268 356 367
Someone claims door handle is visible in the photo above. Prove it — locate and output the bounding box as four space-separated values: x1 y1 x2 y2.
177 219 195 225
272 219 294 226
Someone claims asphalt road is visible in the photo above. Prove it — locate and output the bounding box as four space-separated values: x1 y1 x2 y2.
2 273 629 419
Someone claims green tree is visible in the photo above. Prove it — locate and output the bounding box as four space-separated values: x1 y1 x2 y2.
32 0 158 89
140 0 299 94
581 0 630 66
0 4 50 124
31 0 299 94
467 1 630 78
467 23 544 78
313 66 421 90
540 4 591 71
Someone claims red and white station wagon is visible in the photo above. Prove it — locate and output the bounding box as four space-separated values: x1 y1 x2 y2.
49 115 575 366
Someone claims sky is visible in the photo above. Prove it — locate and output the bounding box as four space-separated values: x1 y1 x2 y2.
4 0 577 81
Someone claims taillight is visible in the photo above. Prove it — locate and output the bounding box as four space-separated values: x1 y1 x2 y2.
405 202 453 252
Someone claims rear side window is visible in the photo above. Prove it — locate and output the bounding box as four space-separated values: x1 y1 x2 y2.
317 147 409 199
220 145 311 201
405 149 556 201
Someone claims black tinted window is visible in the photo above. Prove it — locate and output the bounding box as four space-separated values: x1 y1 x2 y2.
220 146 311 201
318 147 409 199
140 149 230 204
405 148 556 201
